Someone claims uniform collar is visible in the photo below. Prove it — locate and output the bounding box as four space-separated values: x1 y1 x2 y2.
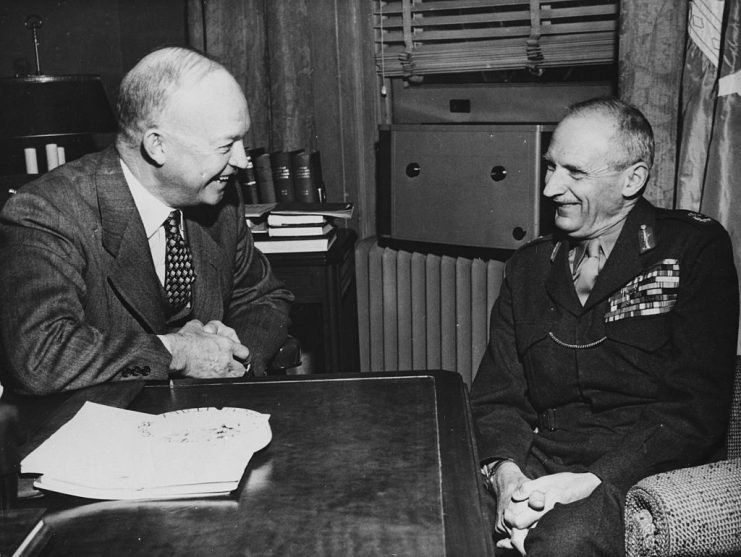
548 198 657 312
581 198 657 308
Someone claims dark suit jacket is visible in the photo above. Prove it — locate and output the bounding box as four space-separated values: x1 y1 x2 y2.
0 146 293 395
471 198 739 492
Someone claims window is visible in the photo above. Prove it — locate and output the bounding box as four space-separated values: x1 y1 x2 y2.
374 0 619 82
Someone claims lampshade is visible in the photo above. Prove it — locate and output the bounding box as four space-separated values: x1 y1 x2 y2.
0 75 116 139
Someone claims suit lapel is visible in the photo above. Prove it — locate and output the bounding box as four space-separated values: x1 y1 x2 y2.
185 216 225 321
97 148 168 332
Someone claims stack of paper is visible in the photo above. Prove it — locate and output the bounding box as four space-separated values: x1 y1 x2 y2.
21 402 271 500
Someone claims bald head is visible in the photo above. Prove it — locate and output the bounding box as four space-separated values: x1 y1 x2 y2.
563 97 655 171
114 47 250 208
116 47 242 148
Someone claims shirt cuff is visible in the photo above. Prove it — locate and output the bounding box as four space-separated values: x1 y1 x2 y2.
157 334 172 354
481 458 515 481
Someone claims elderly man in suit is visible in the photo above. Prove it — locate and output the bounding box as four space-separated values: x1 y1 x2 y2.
471 97 738 556
0 47 293 395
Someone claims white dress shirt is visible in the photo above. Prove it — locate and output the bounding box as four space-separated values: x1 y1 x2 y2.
120 160 182 287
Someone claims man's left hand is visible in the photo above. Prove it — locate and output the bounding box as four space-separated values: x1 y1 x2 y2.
503 471 602 531
496 527 529 556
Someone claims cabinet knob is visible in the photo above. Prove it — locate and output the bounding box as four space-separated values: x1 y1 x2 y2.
512 227 526 241
406 162 421 178
490 165 507 182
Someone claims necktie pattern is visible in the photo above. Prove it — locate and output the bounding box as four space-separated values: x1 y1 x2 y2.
573 238 603 304
164 210 195 311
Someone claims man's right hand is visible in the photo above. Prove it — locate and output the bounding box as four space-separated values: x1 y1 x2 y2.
489 460 532 535
161 319 250 378
487 460 537 555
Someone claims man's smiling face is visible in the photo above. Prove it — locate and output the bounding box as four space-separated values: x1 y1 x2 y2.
154 69 250 208
543 113 636 240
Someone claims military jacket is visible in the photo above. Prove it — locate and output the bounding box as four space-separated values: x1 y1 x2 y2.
470 198 738 491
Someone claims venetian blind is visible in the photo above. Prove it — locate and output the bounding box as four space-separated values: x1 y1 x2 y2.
374 0 619 79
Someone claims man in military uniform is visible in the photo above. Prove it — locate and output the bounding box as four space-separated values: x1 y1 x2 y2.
471 97 738 556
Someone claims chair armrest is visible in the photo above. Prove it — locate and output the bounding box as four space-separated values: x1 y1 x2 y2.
0 402 22 509
267 335 301 374
625 458 741 557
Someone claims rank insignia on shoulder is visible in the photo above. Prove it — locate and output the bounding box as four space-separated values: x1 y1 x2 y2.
686 211 714 224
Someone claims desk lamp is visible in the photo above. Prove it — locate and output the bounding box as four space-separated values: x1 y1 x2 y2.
0 15 116 174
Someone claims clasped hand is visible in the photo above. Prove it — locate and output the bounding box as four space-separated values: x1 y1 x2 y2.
165 319 250 378
493 463 601 555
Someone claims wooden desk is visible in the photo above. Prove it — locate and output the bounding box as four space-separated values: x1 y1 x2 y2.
8 371 494 556
266 228 359 373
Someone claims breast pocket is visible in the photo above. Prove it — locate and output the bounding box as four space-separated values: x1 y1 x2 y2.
603 259 678 351
605 313 671 352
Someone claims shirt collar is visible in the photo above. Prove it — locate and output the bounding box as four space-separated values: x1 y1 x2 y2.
592 218 625 260
567 217 627 272
120 159 174 239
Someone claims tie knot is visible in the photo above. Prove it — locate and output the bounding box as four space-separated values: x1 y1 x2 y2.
165 210 181 233
573 238 604 304
584 238 601 259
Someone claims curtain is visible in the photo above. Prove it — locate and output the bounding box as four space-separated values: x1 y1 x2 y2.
677 0 741 229
186 0 314 152
618 0 689 208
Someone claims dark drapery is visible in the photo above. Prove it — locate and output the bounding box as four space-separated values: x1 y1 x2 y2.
186 0 314 152
618 0 689 208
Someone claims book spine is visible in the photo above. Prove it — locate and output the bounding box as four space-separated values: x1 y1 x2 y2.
270 151 295 202
253 153 276 203
238 156 260 204
309 151 326 203
291 151 319 203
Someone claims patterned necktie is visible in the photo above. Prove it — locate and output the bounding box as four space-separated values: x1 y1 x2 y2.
573 238 603 304
164 210 195 311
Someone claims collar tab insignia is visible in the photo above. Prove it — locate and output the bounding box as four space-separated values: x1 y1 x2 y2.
638 224 656 254
550 241 563 263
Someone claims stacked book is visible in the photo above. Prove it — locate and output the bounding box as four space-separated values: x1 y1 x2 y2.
239 148 326 205
248 202 353 254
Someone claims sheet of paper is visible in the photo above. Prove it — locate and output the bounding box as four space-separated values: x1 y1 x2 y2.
21 402 271 500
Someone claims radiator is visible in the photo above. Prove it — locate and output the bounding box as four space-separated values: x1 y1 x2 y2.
355 237 505 387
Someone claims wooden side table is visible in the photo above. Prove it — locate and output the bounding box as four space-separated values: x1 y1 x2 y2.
265 228 359 373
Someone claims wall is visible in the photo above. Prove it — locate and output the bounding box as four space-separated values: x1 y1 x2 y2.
0 0 188 175
0 0 187 104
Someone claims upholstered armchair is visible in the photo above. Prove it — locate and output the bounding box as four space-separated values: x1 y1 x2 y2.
624 357 741 557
